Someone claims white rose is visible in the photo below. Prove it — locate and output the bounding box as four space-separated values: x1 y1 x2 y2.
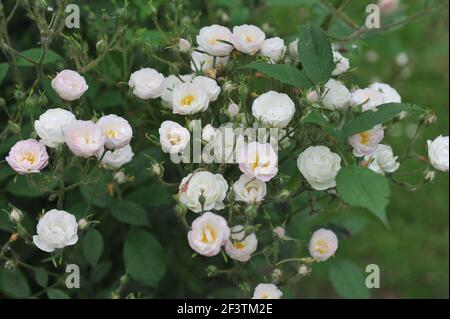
179 171 228 213
51 69 88 101
34 108 76 148
288 39 299 58
238 142 278 182
369 82 401 103
252 91 295 128
225 225 258 262
331 50 350 76
63 120 105 158
161 74 195 104
33 209 78 252
252 283 283 299
192 76 221 102
202 124 217 143
350 88 385 112
178 38 191 52
321 79 351 110
365 144 400 175
159 120 191 154
204 123 243 164
190 50 229 72
188 211 230 256
128 68 165 99
97 144 134 169
260 37 286 62
171 83 209 115
196 25 233 56
309 228 338 262
297 146 341 190
232 25 266 55
97 114 133 149
233 174 267 204
427 135 449 172
348 125 384 157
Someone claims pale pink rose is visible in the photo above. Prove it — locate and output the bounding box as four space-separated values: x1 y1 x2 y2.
51 69 89 101
348 125 384 157
238 142 278 182
63 120 105 158
6 139 49 174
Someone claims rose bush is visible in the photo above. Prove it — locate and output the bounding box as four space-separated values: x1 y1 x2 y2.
0 0 448 299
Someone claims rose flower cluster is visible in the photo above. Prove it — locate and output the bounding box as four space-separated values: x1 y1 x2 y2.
123 23 448 299
6 69 134 253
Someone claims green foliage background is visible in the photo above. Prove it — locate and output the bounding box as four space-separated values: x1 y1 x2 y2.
0 0 448 298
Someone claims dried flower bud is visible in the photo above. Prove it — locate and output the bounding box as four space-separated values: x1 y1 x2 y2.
114 171 127 184
272 268 283 283
227 103 240 117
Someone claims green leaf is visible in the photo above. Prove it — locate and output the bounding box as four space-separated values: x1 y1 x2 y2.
230 7 250 25
7 176 42 198
245 62 313 88
136 29 166 46
0 268 31 298
47 288 70 299
0 165 15 180
17 48 62 67
35 268 49 288
82 228 104 266
111 200 150 226
329 259 370 299
336 166 390 227
124 229 166 287
95 90 126 109
342 103 420 137
0 63 9 83
301 109 343 140
298 22 333 83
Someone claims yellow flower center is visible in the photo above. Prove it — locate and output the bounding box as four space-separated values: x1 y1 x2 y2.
260 294 270 299
22 152 36 165
201 226 217 244
315 239 329 254
168 133 181 145
245 35 253 43
105 130 118 139
208 38 217 45
181 95 195 106
359 131 371 145
233 240 246 250
251 153 270 170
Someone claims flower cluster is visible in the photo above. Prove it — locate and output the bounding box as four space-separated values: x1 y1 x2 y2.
5 69 135 252
122 22 449 299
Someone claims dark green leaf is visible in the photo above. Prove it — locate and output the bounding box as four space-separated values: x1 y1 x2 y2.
124 229 166 287
245 62 313 88
0 268 31 298
329 259 370 299
35 268 49 288
83 228 104 266
17 48 62 67
336 166 390 227
0 63 9 83
301 109 343 140
342 103 421 137
47 288 70 299
298 22 333 83
111 200 149 226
